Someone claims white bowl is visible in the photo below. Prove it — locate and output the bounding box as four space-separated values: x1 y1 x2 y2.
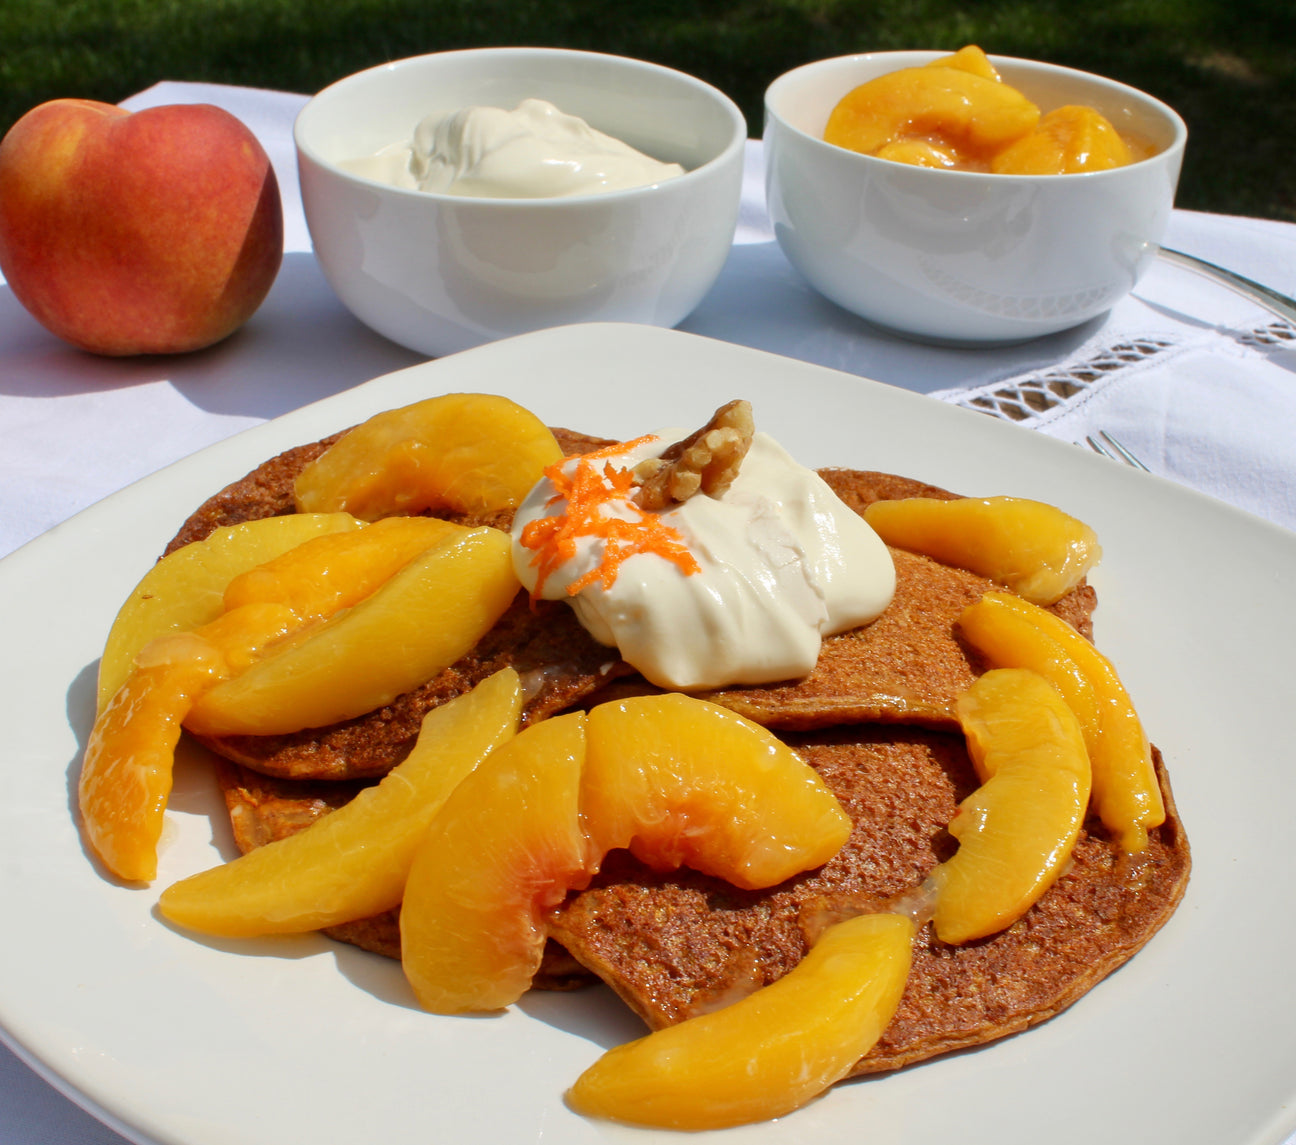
764 52 1187 344
295 48 746 357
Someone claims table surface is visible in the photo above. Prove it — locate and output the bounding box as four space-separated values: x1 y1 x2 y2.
2 81 1295 1145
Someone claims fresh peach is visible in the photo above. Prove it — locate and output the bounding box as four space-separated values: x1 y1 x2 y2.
567 912 914 1130
0 99 282 356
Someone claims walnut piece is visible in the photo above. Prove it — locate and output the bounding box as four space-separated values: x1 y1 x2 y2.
631 400 755 511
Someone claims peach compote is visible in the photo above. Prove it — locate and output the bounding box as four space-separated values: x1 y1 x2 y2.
862 494 1100 605
292 392 564 521
183 525 519 736
159 668 523 936
992 104 1136 174
95 512 359 712
399 692 850 1014
932 667 1091 944
400 712 590 1014
567 912 914 1130
80 603 299 881
583 695 850 889
824 45 1149 174
84 517 512 880
958 591 1165 852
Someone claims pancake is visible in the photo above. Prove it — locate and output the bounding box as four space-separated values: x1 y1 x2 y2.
701 547 1094 731
548 727 1190 1074
176 423 1186 1077
165 434 1094 777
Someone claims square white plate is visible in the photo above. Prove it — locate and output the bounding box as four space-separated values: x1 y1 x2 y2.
2 323 1294 1145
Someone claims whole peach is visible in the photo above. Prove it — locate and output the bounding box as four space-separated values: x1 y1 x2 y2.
0 99 283 356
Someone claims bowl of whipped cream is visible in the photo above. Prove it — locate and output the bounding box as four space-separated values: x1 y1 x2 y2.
295 48 747 357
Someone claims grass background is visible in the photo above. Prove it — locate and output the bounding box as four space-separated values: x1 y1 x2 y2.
2 0 1294 221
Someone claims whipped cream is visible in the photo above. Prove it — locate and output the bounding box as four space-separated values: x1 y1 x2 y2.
341 98 686 199
510 432 896 690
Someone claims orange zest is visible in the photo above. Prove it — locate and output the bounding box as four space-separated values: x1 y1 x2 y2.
519 438 701 599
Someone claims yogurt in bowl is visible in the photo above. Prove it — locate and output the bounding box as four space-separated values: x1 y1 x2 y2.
295 48 746 358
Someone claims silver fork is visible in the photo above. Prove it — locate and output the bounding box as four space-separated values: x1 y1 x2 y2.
1158 247 1296 327
1084 430 1150 471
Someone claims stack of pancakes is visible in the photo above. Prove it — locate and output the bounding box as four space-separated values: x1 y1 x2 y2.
166 426 1190 1076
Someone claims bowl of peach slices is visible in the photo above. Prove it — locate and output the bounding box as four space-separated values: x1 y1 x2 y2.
764 46 1187 344
79 389 1188 1131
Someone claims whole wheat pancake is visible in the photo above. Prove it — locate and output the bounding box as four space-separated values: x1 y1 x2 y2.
179 424 1186 1075
549 727 1190 1074
165 433 1094 778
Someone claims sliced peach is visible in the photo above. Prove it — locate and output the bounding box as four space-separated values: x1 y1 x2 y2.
96 512 359 712
567 912 914 1130
80 603 300 882
862 495 1101 605
158 668 523 936
929 45 1001 83
992 105 1134 174
400 712 590 1014
932 668 1091 944
874 138 960 168
958 591 1165 852
184 526 519 736
583 694 850 889
221 515 461 619
824 66 1039 162
292 392 564 521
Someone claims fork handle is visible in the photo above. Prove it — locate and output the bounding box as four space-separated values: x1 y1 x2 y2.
1158 247 1296 327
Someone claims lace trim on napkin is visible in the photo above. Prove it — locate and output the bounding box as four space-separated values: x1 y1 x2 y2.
937 319 1296 427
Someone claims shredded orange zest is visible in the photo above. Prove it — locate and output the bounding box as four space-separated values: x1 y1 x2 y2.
519 439 701 598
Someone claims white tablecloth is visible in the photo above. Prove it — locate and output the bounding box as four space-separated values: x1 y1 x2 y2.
3 81 1295 1145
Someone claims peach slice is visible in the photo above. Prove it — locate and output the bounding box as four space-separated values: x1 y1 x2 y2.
184 526 519 736
958 591 1165 852
862 495 1101 604
292 392 564 521
566 912 914 1130
221 515 461 619
158 668 523 935
80 603 300 882
932 668 1091 944
992 105 1134 174
929 44 1001 83
401 712 590 1014
400 692 852 1015
824 66 1039 161
583 694 850 889
96 512 359 712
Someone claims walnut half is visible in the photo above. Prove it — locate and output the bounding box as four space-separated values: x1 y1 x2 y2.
631 399 755 511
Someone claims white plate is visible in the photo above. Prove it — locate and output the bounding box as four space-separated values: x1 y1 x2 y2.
2 323 1294 1145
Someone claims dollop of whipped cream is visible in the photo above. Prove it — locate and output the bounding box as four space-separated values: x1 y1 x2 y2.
510 432 896 690
341 98 686 199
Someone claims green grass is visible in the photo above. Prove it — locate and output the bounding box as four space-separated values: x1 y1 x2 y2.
3 0 1294 220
